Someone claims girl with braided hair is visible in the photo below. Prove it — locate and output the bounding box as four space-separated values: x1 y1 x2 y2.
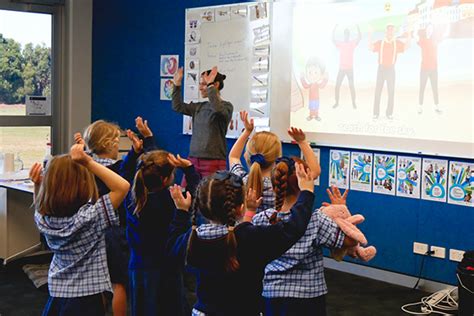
120 119 200 316
167 164 316 316
252 157 364 316
229 111 320 214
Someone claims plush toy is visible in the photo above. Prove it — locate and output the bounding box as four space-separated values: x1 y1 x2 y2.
321 204 377 262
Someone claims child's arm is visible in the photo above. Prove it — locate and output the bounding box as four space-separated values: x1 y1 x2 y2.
229 111 254 167
71 144 130 209
135 116 159 152
243 188 262 222
166 185 193 261
288 127 320 180
172 67 198 116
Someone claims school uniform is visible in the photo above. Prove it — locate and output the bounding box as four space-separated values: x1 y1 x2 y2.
252 209 346 316
167 190 315 316
121 142 201 316
35 194 116 316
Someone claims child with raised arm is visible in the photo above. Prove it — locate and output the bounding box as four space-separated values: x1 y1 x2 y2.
30 144 129 316
167 163 315 315
229 111 320 213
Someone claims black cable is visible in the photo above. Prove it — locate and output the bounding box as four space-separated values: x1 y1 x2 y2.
413 250 434 290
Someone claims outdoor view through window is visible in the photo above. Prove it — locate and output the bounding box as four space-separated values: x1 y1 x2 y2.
0 9 52 169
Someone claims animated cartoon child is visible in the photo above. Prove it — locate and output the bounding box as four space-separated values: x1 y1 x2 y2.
300 58 328 121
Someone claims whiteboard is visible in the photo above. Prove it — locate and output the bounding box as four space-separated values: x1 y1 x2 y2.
183 3 271 138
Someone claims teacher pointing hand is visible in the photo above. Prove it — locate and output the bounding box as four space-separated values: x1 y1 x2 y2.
172 66 233 181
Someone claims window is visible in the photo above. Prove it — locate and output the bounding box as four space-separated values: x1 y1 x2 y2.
0 6 55 169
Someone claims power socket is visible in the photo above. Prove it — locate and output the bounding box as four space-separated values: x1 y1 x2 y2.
449 249 465 262
430 246 446 259
413 242 429 255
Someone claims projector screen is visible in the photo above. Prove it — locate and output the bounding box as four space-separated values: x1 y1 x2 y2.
270 1 474 158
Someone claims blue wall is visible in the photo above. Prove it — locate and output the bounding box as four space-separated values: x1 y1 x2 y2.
92 0 474 285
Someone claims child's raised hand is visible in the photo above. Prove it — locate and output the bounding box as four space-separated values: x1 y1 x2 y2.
29 162 43 185
240 111 254 133
173 67 184 86
287 127 306 143
322 186 349 207
74 132 85 145
295 162 314 193
246 188 262 211
127 129 143 153
168 153 192 168
70 144 92 165
135 116 153 137
169 184 192 211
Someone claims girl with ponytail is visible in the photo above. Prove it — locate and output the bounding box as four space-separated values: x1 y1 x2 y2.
252 157 368 316
120 118 200 316
229 111 321 213
167 164 317 316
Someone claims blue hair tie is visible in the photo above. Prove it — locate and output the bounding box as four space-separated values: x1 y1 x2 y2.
275 156 295 171
250 154 266 166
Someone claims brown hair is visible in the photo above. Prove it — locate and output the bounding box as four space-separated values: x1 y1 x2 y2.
132 150 174 215
245 131 282 198
272 157 307 213
83 120 121 155
190 173 244 272
36 155 98 217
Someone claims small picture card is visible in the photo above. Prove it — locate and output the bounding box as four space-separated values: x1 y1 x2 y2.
186 71 199 86
186 29 201 44
160 55 179 77
26 95 51 116
183 115 193 135
448 161 473 207
329 150 350 189
249 3 268 21
396 156 421 199
160 79 174 100
201 9 215 23
184 84 199 102
186 45 200 59
231 5 248 19
349 152 373 192
215 7 231 21
421 158 448 202
186 59 200 71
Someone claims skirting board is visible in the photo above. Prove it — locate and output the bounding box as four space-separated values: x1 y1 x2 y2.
324 258 454 293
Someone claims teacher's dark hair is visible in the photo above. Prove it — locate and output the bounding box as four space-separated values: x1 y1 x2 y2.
202 69 226 90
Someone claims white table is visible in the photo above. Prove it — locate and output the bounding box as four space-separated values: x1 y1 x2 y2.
0 171 42 265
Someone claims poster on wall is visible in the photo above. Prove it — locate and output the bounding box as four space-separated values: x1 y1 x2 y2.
160 79 174 101
160 55 179 77
447 161 473 207
349 152 372 192
421 158 448 202
396 156 421 199
301 147 321 186
373 154 396 195
329 150 350 189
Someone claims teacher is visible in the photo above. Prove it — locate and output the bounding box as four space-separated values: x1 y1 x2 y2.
172 66 233 179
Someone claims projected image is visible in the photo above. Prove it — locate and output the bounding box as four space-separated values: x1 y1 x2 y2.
290 0 473 146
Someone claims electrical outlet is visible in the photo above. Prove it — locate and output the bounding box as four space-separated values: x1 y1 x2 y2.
413 242 429 255
430 246 446 259
449 249 465 262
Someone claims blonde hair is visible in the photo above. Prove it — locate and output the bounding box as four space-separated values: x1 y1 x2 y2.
245 131 282 198
132 150 175 215
83 120 120 155
36 155 98 217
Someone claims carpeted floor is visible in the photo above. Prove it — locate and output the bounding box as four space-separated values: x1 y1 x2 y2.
0 254 431 316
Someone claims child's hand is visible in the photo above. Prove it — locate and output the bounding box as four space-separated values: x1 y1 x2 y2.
127 129 143 153
246 188 262 211
135 116 153 137
202 66 218 85
70 144 92 166
168 153 192 168
240 111 254 133
173 67 184 86
322 186 349 206
287 127 306 143
295 162 314 193
29 162 43 185
169 184 192 211
74 132 85 145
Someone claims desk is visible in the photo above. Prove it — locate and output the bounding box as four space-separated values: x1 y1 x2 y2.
0 172 41 265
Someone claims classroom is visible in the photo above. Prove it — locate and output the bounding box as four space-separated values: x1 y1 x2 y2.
0 0 473 315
